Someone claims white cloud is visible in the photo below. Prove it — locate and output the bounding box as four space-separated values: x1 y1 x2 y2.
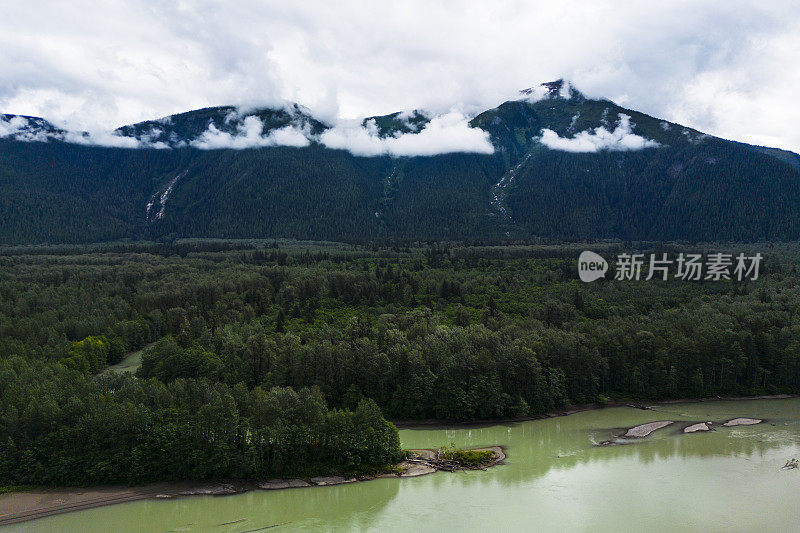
63 130 170 149
0 115 39 140
320 112 494 157
539 114 659 152
267 125 312 148
0 114 173 148
190 116 310 150
518 80 575 103
1 2 800 151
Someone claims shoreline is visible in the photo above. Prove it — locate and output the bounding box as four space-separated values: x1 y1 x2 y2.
0 447 506 527
0 394 792 526
392 393 796 429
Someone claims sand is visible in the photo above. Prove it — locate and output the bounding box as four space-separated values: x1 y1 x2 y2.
0 483 195 526
683 422 711 433
723 418 763 426
398 462 438 477
623 421 674 438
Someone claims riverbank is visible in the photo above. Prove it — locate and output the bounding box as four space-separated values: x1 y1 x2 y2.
1 395 790 526
0 483 199 526
8 397 796 533
0 447 506 526
393 394 796 428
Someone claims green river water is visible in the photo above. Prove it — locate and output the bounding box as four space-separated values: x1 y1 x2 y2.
4 398 799 532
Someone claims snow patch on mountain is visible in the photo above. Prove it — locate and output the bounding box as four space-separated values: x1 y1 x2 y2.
538 114 659 152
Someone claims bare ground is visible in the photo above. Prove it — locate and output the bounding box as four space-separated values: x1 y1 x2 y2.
723 418 763 426
0 482 207 526
623 421 674 438
683 422 712 433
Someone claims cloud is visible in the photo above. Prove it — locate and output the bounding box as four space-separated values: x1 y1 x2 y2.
1 112 311 150
538 114 659 152
0 114 172 148
0 115 46 141
320 112 494 157
519 80 575 103
190 116 310 149
1 2 800 151
4 107 493 155
63 130 170 149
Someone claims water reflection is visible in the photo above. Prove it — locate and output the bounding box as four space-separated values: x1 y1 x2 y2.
5 398 799 533
400 398 800 486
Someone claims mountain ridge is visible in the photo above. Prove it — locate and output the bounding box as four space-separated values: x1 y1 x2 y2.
1 81 799 245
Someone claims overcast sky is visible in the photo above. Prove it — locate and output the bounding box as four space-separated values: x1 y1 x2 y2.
2 0 799 152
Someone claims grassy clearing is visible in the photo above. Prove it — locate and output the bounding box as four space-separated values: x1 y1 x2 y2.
105 344 152 374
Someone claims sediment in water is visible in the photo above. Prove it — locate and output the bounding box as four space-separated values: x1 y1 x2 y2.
623 421 674 438
723 418 763 427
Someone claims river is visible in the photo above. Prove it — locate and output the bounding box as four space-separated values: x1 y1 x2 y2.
4 398 799 532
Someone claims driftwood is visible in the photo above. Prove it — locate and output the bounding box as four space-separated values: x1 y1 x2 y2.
782 458 798 470
241 524 289 532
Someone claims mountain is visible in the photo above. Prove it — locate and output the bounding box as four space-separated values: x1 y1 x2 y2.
1 80 799 245
115 103 328 147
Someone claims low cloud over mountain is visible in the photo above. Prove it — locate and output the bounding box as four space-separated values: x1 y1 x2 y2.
539 114 659 152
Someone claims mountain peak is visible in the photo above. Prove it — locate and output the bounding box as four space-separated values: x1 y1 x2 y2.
518 79 583 101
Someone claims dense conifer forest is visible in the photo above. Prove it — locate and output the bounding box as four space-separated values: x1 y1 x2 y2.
2 240 798 486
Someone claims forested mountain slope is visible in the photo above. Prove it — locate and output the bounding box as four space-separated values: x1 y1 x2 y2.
1 81 799 244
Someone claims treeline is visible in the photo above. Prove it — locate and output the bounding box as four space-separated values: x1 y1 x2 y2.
2 243 798 422
0 356 401 486
136 300 799 420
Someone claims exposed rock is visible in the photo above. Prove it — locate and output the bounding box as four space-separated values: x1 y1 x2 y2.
684 423 710 433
